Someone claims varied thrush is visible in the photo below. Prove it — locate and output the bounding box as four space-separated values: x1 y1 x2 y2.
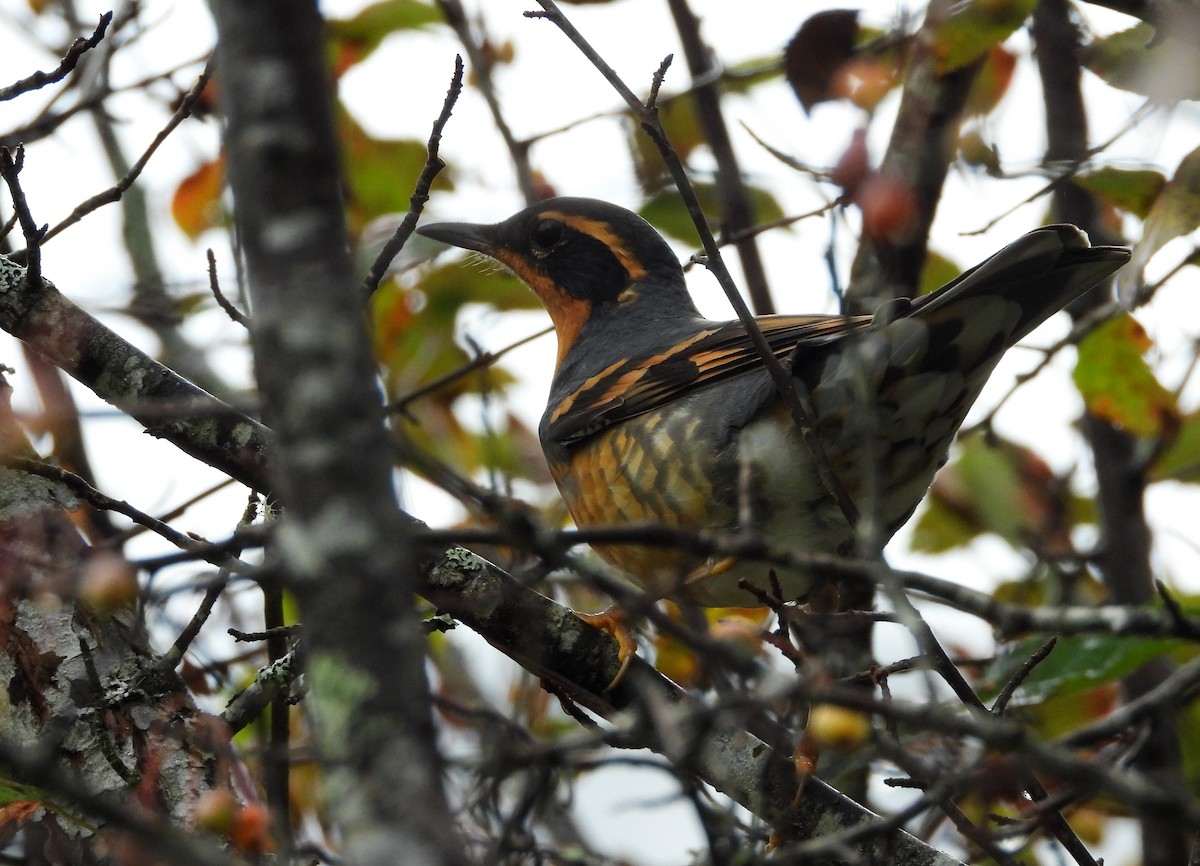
418 198 1128 611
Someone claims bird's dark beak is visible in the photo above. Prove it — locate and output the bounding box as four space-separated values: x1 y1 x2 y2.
416 220 497 255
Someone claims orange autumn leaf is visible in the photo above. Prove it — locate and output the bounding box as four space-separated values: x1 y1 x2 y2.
172 155 225 240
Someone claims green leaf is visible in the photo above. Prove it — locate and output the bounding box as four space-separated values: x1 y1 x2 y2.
980 634 1186 706
417 259 541 314
0 778 46 807
963 44 1016 116
917 250 962 297
372 264 552 482
1080 23 1200 101
930 0 1036 74
339 106 453 235
372 258 540 399
1072 167 1166 219
638 184 785 246
909 493 981 553
910 433 1073 553
327 0 441 75
1073 314 1178 438
721 56 784 94
631 96 701 185
1179 698 1200 793
1151 410 1200 483
1120 145 1200 300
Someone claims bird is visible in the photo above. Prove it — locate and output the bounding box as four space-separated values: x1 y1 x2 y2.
417 197 1129 615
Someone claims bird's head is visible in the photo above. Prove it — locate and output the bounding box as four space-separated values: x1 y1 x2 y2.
418 197 697 367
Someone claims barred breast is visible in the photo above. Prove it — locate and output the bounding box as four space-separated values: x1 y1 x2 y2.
546 388 849 606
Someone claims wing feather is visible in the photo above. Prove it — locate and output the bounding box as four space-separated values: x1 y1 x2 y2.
545 313 871 444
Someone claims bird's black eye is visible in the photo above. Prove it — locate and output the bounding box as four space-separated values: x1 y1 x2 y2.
530 219 565 255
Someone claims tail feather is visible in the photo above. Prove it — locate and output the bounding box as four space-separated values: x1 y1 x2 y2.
808 226 1130 533
912 225 1130 343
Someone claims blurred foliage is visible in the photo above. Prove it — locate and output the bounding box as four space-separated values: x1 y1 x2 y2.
962 44 1016 116
912 432 1087 556
630 94 702 186
1072 167 1166 221
171 153 225 240
372 261 547 483
1123 145 1200 299
1152 411 1200 483
1080 22 1200 101
638 183 785 245
785 9 862 113
917 250 962 296
326 0 441 77
980 634 1189 708
339 106 454 236
784 10 901 114
1074 314 1178 439
654 604 770 688
930 0 1036 73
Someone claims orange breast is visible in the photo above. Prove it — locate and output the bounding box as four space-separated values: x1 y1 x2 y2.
548 407 735 597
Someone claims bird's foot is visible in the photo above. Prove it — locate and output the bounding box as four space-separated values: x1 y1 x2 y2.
576 606 638 692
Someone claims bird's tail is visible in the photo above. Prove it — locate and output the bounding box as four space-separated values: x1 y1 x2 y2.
908 225 1129 343
808 226 1129 535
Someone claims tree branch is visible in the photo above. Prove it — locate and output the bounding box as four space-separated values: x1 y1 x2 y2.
1032 3 1188 863
0 12 112 102
846 0 981 312
664 0 774 314
0 256 271 492
208 0 464 862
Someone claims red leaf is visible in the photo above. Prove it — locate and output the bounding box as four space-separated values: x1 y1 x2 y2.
785 10 860 113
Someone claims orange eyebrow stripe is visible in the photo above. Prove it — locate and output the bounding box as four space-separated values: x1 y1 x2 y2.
541 210 648 280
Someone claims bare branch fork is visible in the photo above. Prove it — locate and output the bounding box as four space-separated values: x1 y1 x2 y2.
0 146 47 288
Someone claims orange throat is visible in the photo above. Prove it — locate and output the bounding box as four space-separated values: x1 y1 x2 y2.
494 248 590 370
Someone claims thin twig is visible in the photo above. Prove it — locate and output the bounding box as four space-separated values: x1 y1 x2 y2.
229 625 303 643
160 576 229 670
991 637 1058 715
206 249 249 326
439 0 535 202
0 146 48 289
961 100 1156 237
362 56 464 299
1059 653 1200 749
389 325 552 414
37 59 214 246
111 477 238 545
2 55 210 148
418 521 1200 642
2 454 256 573
0 12 112 102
